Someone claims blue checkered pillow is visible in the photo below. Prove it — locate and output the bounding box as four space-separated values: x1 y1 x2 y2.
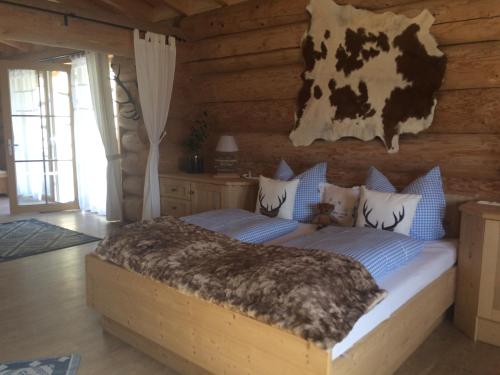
274 160 327 223
182 209 298 244
365 166 446 240
365 166 396 192
284 225 425 281
273 159 295 180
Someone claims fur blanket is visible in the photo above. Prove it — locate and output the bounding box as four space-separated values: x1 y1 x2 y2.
95 216 386 349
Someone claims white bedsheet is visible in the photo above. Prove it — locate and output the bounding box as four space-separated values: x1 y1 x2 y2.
267 230 457 359
333 239 457 358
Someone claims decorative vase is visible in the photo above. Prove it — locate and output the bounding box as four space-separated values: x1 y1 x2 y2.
187 153 204 173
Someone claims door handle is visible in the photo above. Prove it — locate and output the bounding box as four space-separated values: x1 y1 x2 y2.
7 139 19 157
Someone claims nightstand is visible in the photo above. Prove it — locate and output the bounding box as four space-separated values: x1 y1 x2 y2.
159 173 258 217
454 202 500 347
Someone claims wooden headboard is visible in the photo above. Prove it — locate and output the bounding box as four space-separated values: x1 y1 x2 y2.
444 194 473 238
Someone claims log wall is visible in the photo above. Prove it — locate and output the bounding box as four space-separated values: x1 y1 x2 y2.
111 57 146 222
114 52 195 221
165 0 500 200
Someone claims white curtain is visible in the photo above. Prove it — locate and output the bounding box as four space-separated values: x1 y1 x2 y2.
86 52 123 221
71 56 107 215
134 29 176 220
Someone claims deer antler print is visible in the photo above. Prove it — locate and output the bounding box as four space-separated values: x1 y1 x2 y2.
362 201 379 229
258 188 287 218
381 206 405 231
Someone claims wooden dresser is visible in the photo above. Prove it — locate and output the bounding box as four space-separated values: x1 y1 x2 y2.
159 173 258 217
454 202 500 347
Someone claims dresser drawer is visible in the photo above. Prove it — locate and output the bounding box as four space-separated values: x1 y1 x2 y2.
161 198 191 217
160 178 191 200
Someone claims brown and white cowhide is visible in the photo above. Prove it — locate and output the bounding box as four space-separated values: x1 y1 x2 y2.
290 0 447 153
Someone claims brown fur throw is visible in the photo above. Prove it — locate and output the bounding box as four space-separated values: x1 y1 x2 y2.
95 216 386 349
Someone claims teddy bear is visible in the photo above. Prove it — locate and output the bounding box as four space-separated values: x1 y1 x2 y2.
312 203 337 229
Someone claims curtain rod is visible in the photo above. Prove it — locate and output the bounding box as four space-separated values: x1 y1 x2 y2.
0 0 185 40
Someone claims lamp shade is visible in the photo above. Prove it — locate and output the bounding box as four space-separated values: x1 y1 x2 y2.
216 135 239 152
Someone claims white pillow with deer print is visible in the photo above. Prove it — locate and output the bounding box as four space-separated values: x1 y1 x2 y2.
256 176 299 220
355 187 422 236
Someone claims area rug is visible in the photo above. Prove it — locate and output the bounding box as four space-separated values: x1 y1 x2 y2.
0 354 80 375
0 219 100 262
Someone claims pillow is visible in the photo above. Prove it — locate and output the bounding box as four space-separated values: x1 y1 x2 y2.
365 166 396 193
274 159 294 181
320 183 360 226
355 187 421 236
283 225 425 281
182 209 298 244
365 166 446 240
274 160 327 223
255 176 299 220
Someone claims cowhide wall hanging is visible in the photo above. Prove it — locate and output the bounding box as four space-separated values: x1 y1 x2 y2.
290 0 447 153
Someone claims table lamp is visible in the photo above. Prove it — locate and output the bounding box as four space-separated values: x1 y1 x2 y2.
214 135 239 178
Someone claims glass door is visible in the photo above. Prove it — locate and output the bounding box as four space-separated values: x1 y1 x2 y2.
0 62 78 214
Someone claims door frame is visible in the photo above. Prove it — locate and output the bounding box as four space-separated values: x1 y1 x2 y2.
0 60 79 214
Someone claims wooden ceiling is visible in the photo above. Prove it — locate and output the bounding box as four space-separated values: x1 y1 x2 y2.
0 0 248 59
3 0 247 29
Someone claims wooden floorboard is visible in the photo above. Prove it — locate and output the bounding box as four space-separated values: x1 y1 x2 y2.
1 210 499 374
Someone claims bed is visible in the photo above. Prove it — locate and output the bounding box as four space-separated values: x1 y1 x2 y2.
0 170 7 195
86 194 468 375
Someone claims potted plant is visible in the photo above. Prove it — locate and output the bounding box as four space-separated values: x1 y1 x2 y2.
185 112 209 173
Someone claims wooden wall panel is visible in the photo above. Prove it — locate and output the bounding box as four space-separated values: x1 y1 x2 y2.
181 0 500 41
207 88 500 135
186 15 500 63
229 133 500 199
162 0 500 202
191 42 500 104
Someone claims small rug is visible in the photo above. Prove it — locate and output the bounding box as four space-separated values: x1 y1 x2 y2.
0 219 100 262
0 354 80 375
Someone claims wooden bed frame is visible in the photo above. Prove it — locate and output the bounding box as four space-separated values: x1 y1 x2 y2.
86 195 468 375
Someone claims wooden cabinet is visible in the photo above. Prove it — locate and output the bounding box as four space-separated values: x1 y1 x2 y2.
159 173 258 217
454 202 500 347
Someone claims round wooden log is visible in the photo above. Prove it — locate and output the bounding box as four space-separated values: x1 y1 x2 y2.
121 152 147 176
122 131 147 152
118 102 141 122
123 176 144 196
123 196 142 222
111 57 135 74
118 117 141 131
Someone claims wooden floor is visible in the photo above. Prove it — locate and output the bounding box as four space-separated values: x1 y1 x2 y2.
1 211 500 374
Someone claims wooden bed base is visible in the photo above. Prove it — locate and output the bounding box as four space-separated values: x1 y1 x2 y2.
86 254 456 375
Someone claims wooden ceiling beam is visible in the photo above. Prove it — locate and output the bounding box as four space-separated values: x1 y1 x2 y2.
212 0 245 5
151 5 182 22
161 0 195 15
94 0 155 22
0 2 190 61
3 0 186 39
212 0 229 6
4 46 78 62
160 0 221 16
0 40 30 52
0 2 135 57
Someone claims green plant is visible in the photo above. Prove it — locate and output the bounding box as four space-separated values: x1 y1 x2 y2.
185 112 209 153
